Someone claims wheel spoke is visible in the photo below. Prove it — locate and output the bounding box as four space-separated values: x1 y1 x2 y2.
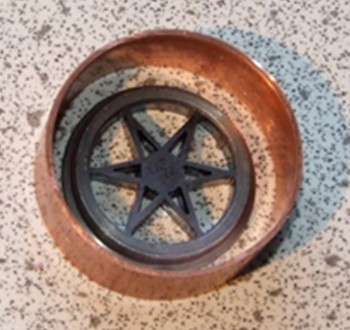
90 160 141 185
163 114 199 159
124 112 161 158
184 161 235 190
166 187 202 237
125 192 164 235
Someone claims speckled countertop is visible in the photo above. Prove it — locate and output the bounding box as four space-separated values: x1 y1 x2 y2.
1 0 350 329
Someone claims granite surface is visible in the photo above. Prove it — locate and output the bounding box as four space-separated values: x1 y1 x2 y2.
1 0 350 329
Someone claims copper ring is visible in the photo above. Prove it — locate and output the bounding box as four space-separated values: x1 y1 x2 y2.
35 30 302 299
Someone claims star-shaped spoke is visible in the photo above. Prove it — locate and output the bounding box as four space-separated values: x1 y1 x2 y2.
89 112 236 238
184 162 235 190
166 187 202 237
90 160 142 186
162 113 199 158
125 187 164 235
124 111 161 158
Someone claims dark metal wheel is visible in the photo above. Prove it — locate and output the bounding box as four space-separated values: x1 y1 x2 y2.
62 86 254 269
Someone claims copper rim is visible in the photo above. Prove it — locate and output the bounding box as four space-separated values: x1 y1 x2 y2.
35 30 302 299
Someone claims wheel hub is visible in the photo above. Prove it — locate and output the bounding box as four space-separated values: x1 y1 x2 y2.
143 152 185 194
